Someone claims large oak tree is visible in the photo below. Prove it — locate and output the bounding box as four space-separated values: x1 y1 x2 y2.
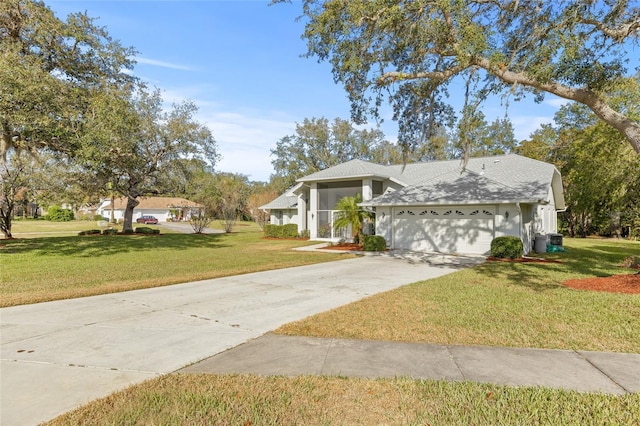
288 0 640 154
80 87 218 232
1 0 135 159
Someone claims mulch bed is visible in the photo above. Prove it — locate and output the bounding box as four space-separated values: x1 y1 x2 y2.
327 248 640 294
563 273 640 294
488 256 640 294
323 243 363 251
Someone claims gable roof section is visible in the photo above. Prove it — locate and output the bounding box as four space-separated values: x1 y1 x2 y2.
361 168 549 206
297 159 394 183
259 193 298 210
295 154 565 209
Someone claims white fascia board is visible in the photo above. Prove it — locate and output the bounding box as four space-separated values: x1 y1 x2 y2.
296 173 384 183
388 176 408 187
361 199 541 208
286 182 305 196
551 170 566 211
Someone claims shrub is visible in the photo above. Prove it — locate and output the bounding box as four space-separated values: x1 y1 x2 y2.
299 229 310 239
78 229 101 236
102 228 118 235
135 227 159 235
363 235 387 252
621 256 640 269
282 224 299 238
490 236 524 259
122 228 134 235
264 224 283 238
264 224 300 238
46 205 75 222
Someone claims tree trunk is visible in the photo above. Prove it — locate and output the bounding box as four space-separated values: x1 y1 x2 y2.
580 97 640 154
110 193 115 223
0 204 14 239
122 196 139 232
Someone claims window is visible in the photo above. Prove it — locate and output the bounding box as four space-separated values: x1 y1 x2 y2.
318 180 362 210
373 180 383 197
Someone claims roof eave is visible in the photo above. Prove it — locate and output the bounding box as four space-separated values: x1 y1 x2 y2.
297 173 389 183
361 199 543 207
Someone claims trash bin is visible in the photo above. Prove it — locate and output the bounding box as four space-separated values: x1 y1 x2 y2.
534 234 547 253
549 233 563 247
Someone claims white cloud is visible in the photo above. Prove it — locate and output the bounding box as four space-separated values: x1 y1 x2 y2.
511 115 555 141
135 56 198 72
200 110 296 182
544 96 571 109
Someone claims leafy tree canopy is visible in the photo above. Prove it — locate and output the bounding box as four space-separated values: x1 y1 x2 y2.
79 86 218 231
270 117 392 188
0 0 136 158
286 0 640 154
549 77 640 237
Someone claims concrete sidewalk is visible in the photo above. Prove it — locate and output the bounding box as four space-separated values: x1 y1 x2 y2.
180 333 640 395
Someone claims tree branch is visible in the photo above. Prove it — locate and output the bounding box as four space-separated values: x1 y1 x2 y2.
580 16 640 41
377 66 465 86
473 57 640 154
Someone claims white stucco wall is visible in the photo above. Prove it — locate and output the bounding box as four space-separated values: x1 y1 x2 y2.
494 204 520 239
374 206 393 247
269 210 298 226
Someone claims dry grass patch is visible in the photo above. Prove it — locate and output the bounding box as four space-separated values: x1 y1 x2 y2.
47 375 640 425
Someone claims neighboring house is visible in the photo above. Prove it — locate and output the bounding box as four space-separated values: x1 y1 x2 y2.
96 196 204 223
261 154 565 255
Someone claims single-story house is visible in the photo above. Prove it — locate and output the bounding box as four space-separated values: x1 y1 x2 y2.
260 154 565 255
97 196 204 223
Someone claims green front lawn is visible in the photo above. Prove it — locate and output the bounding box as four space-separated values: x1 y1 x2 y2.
277 238 640 353
5 227 638 424
0 221 349 307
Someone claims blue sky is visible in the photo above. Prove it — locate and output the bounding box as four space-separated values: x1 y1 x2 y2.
46 1 638 182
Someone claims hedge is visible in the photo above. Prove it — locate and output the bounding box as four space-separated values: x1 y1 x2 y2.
78 229 101 236
264 224 298 238
282 224 298 238
490 236 524 259
363 235 387 252
135 227 160 235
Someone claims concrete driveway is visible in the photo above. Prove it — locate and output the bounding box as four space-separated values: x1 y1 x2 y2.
1 254 480 425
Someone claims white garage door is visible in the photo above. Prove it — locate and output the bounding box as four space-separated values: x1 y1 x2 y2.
393 206 495 254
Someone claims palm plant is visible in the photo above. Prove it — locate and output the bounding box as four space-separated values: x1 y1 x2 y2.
333 194 372 243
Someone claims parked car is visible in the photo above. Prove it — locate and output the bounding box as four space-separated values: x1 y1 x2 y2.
136 215 158 224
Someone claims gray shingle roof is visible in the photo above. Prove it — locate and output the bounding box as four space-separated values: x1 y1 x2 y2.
297 159 393 182
259 194 298 210
295 154 564 208
361 168 550 206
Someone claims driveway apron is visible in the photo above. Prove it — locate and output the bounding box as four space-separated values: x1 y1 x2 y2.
1 254 476 426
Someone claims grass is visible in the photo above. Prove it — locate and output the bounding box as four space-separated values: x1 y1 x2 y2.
8 218 128 237
0 221 350 307
6 226 639 424
47 375 640 425
276 238 640 353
